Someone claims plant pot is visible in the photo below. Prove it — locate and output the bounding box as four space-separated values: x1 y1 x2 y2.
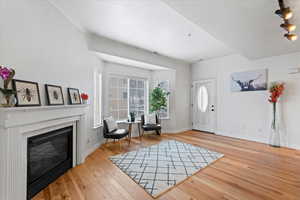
82 100 88 104
130 116 135 122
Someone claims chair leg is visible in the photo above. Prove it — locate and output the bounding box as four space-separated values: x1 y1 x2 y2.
141 129 144 137
105 138 109 144
119 139 122 151
138 123 141 138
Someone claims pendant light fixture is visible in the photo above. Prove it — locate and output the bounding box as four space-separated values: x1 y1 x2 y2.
275 0 297 41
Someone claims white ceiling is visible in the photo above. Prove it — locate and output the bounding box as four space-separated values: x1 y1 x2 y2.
48 0 233 62
96 53 170 71
162 0 300 60
49 0 300 62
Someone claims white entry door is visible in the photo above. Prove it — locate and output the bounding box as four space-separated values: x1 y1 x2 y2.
192 79 216 133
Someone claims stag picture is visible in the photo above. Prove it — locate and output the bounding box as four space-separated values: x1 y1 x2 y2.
231 69 268 92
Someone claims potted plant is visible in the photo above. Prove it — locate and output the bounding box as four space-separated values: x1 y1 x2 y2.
149 85 170 120
0 66 16 107
268 82 285 147
81 93 89 104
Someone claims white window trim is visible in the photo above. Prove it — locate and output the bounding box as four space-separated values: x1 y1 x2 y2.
107 74 149 121
93 72 102 128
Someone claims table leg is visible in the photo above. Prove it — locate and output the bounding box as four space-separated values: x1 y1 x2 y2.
128 123 132 144
138 123 141 138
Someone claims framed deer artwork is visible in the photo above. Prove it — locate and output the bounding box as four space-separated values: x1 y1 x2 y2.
230 69 268 92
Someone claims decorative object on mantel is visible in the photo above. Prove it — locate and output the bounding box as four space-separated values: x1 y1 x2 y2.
275 0 297 41
0 66 17 107
150 83 170 120
231 69 268 92
268 82 286 147
80 93 89 104
12 79 41 107
45 84 64 106
68 88 81 105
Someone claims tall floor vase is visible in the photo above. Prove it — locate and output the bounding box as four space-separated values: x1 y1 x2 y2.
269 100 286 147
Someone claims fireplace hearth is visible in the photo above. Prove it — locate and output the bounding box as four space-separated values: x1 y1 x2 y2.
27 126 73 199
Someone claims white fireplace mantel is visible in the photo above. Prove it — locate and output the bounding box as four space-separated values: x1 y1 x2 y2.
0 105 89 200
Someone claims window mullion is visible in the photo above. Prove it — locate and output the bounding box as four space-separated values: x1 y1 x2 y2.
127 78 130 118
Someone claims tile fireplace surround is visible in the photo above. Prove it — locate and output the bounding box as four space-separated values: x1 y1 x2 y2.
0 105 89 200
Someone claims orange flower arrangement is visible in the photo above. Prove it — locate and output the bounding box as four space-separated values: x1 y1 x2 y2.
268 82 285 103
268 82 285 136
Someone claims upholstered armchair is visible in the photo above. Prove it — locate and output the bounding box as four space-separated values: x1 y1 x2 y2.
141 114 161 136
103 117 129 143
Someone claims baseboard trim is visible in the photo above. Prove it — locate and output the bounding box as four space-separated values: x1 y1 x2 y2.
289 144 300 151
215 131 300 151
85 142 101 158
165 128 191 134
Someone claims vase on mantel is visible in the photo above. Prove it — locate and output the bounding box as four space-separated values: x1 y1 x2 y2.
0 93 16 107
0 66 16 107
82 99 88 104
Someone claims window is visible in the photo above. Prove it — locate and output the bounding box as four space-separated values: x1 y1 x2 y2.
108 76 147 120
108 76 128 120
129 79 146 118
94 72 102 128
198 86 208 113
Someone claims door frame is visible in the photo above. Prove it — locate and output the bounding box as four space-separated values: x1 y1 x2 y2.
192 78 217 133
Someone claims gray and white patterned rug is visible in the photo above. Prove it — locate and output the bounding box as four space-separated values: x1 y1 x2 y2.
109 140 224 198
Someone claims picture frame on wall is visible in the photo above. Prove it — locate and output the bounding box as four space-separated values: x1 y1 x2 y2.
45 84 64 106
230 69 268 92
67 88 81 105
12 79 41 107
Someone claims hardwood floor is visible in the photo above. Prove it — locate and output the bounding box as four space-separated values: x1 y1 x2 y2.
33 131 300 200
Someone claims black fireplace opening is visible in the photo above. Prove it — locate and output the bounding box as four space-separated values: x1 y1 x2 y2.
27 126 73 199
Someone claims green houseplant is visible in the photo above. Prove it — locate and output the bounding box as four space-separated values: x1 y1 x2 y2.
149 86 170 119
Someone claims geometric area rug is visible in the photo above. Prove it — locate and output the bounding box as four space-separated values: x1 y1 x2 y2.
109 140 224 198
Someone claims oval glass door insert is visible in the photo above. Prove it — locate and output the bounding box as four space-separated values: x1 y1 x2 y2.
198 86 208 112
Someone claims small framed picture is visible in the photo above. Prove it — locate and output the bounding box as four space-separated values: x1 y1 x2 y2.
12 79 41 107
45 84 64 106
67 88 81 105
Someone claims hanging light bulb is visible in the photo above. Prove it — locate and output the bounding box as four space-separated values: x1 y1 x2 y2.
284 33 298 41
282 7 293 20
275 7 293 20
280 23 296 32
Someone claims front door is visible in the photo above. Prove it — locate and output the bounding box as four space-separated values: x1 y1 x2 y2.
192 79 216 133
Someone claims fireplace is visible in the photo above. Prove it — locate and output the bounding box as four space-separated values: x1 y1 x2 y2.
27 126 73 199
0 105 88 200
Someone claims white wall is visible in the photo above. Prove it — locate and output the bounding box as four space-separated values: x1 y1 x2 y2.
1 0 104 154
1 0 191 156
192 53 300 150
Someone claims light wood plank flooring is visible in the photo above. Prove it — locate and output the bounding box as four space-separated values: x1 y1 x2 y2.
33 131 300 200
